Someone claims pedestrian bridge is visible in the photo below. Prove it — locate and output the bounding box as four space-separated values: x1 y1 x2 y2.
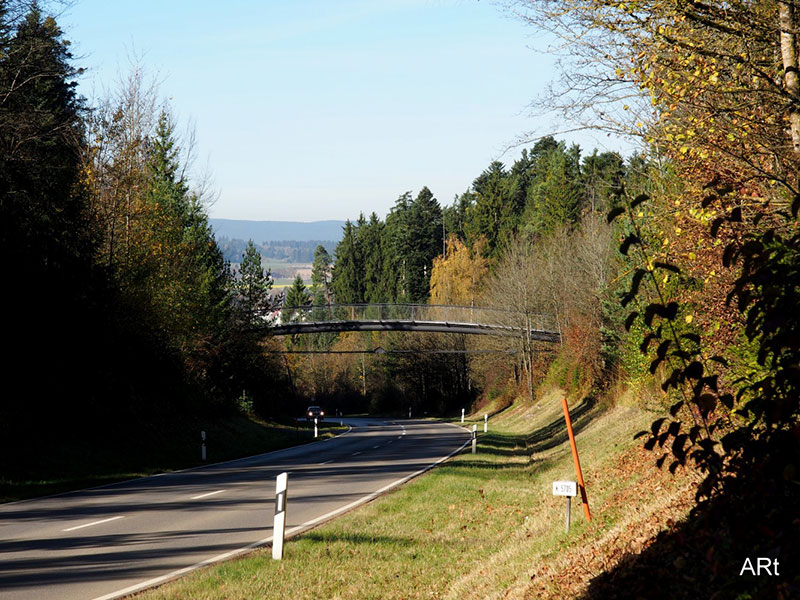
268 303 561 343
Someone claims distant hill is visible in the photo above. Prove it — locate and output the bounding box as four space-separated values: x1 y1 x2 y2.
210 219 346 244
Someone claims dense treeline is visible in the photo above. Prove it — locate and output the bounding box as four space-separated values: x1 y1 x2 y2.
329 140 623 306
0 2 290 477
287 139 629 415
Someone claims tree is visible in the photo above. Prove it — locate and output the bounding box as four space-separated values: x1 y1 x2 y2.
311 244 332 303
138 108 229 344
581 150 625 214
429 235 488 307
146 109 188 212
359 212 385 303
283 274 311 324
380 192 412 301
0 4 92 275
443 190 474 244
513 1 799 204
0 4 98 427
405 186 443 302
465 161 515 257
236 240 272 323
514 6 800 594
520 142 583 235
331 219 364 303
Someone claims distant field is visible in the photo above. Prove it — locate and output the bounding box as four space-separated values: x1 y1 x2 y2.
229 261 313 285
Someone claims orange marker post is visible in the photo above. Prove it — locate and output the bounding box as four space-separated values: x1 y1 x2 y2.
561 396 591 522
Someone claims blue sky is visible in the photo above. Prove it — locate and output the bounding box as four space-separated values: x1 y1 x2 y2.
62 0 627 221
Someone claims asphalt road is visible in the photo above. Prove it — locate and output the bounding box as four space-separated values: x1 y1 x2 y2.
0 418 469 600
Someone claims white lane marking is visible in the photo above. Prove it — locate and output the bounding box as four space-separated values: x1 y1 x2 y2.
352 451 361 456
92 432 471 600
63 516 124 532
191 490 225 500
319 459 333 465
398 436 403 439
4 426 358 510
372 445 381 449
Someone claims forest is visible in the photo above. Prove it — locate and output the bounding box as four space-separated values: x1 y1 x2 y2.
1 1 798 595
282 138 628 418
0 1 289 481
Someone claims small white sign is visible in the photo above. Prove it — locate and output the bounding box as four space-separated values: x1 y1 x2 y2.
552 481 578 497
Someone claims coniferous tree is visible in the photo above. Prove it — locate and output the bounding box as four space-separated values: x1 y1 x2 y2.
405 186 443 302
0 3 105 450
581 150 625 214
311 244 333 303
380 192 412 301
443 191 474 244
283 274 311 325
521 142 583 236
285 274 311 307
137 108 230 347
310 243 336 347
0 4 92 275
359 212 384 303
236 240 272 323
0 2 9 59
331 220 364 303
147 110 188 212
465 162 515 257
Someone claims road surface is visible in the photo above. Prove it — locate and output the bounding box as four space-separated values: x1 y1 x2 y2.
0 418 468 600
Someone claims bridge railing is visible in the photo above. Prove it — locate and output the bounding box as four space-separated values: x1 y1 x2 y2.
273 303 558 333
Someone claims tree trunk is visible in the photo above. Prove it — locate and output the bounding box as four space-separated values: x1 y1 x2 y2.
779 1 800 155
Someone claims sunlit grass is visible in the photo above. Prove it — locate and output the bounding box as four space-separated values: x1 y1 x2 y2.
133 393 688 600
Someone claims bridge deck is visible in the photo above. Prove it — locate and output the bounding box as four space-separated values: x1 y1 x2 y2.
266 304 560 343
270 318 561 343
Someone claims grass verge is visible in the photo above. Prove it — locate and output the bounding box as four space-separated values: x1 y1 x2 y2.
131 390 696 599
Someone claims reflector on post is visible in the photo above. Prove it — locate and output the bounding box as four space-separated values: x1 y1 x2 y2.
272 472 288 560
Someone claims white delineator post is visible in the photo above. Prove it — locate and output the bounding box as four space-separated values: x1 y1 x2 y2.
461 408 465 423
272 472 289 560
484 414 488 433
472 424 477 454
201 430 206 461
314 417 318 439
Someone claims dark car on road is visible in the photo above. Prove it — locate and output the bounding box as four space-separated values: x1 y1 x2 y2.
306 405 324 421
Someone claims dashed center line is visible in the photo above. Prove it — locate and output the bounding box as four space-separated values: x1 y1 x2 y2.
319 459 333 465
352 451 362 456
372 445 381 449
63 516 124 532
191 490 226 500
